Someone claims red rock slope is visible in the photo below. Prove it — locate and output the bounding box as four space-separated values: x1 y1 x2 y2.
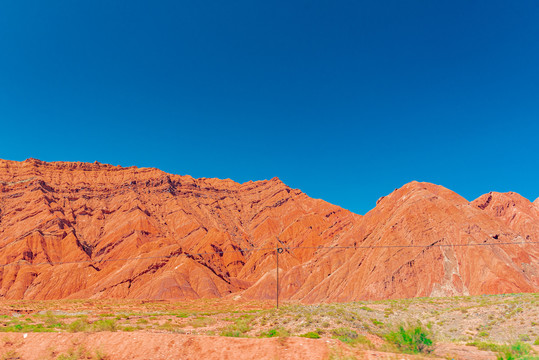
0 159 356 300
262 182 539 302
0 159 537 301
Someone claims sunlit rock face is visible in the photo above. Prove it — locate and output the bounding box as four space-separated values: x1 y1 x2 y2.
0 159 537 301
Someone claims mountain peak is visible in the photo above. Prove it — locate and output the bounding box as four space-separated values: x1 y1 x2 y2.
0 159 537 302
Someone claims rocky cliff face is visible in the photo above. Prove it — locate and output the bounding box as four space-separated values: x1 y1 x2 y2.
266 182 539 302
0 159 537 301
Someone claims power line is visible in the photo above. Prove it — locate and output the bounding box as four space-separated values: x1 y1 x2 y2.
286 241 539 250
0 241 537 268
0 246 275 268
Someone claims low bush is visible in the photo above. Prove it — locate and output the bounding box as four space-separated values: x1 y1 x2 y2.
0 323 54 333
68 319 91 333
331 328 371 347
499 341 533 360
300 331 320 339
220 328 242 337
220 315 255 337
91 319 117 332
384 324 433 354
188 317 215 328
259 327 289 338
467 341 535 360
55 345 108 360
332 328 359 344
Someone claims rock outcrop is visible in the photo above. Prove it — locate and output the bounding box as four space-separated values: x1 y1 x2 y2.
267 182 538 302
0 159 537 301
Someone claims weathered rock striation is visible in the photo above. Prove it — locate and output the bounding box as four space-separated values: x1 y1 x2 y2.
0 159 537 301
267 182 539 302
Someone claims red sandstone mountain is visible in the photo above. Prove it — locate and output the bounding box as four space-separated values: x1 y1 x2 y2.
0 159 537 301
261 182 539 302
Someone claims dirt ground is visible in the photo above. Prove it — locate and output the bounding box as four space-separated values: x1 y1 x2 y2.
1 332 527 360
0 332 445 360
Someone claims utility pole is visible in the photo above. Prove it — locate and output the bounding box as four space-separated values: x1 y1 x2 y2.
276 246 283 309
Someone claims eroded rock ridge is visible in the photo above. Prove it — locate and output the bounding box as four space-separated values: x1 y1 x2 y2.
0 159 537 301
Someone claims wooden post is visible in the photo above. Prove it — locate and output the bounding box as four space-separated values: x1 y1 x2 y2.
276 246 283 309
276 246 279 309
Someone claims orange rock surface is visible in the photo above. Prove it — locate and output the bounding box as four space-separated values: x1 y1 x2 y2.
270 182 539 302
0 159 537 301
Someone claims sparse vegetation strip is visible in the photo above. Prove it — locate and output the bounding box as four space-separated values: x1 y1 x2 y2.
0 293 537 358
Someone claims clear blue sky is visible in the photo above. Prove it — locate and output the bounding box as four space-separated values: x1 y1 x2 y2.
1 1 538 214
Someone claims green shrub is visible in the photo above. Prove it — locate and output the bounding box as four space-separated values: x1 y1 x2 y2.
331 328 371 347
220 327 242 337
300 331 320 339
384 325 433 353
68 319 90 333
234 318 251 333
92 319 117 332
466 341 502 352
157 322 177 331
260 328 277 338
43 313 65 329
332 328 359 344
56 345 90 360
0 323 54 333
188 316 216 328
259 327 289 338
468 341 535 360
468 341 504 352
219 316 254 337
498 341 533 360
